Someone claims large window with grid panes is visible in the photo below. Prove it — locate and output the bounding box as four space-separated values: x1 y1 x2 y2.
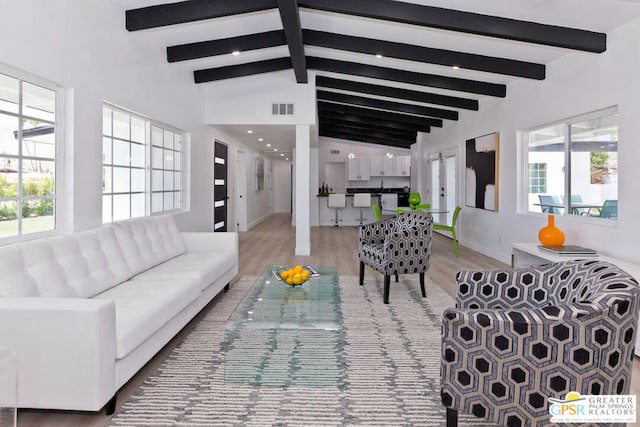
102 104 183 223
524 107 618 219
0 69 60 241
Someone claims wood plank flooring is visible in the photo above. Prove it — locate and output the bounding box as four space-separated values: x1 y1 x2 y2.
16 213 640 426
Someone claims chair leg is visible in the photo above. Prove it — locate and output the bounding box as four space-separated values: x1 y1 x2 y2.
446 408 458 427
383 275 390 304
452 229 459 256
359 261 365 286
395 274 399 282
419 272 426 297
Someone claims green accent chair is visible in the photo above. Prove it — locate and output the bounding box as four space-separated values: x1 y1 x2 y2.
433 206 462 256
372 204 383 222
397 204 430 215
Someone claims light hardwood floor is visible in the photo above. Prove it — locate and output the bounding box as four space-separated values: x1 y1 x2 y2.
16 213 640 426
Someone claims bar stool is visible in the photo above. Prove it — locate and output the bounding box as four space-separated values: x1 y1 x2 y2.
353 193 372 225
327 194 346 226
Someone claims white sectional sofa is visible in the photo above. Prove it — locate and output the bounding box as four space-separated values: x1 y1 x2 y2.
0 215 238 413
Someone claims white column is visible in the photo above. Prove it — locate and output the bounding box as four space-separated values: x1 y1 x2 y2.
295 125 311 255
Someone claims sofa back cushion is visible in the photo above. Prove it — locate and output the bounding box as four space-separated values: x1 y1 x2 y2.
111 215 186 276
0 241 77 297
0 226 134 298
51 226 134 297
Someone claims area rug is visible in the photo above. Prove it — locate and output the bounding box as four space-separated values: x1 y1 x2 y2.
108 274 497 426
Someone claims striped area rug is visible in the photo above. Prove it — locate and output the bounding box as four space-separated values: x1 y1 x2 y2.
108 274 497 426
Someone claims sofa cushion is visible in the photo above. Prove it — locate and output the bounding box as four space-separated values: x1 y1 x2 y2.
51 226 134 298
94 277 200 359
111 215 186 276
0 243 77 298
132 252 236 290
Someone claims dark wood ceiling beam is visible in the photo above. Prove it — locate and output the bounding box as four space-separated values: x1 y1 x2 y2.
304 30 545 80
319 110 430 132
194 57 291 83
307 57 506 97
298 0 606 53
318 101 442 127
126 0 276 31
167 30 285 62
320 117 418 139
320 129 413 149
318 90 458 120
321 124 416 144
276 0 307 83
317 76 478 111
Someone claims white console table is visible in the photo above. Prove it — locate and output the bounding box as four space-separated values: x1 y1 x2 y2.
512 243 640 357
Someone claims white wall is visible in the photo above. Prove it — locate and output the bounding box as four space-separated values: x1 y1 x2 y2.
419 15 640 264
0 1 216 233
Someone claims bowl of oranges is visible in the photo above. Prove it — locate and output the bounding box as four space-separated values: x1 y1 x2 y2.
279 265 311 286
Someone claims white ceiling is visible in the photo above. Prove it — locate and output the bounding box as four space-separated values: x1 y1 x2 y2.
117 0 640 160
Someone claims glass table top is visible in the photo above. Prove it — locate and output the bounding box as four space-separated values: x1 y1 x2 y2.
224 266 343 387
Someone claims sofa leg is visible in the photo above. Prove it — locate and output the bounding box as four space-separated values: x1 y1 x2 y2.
359 261 365 286
105 395 117 415
224 283 230 292
419 272 426 297
383 275 390 304
446 408 458 427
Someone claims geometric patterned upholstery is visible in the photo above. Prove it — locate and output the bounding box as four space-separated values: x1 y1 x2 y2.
441 259 640 427
358 210 433 304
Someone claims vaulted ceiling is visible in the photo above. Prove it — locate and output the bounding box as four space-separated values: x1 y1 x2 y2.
120 0 640 154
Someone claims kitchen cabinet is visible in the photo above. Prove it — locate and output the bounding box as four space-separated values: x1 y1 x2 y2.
395 156 411 176
380 193 397 211
370 156 396 176
348 157 370 181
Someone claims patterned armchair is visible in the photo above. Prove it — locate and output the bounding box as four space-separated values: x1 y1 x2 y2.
358 210 433 304
441 259 640 427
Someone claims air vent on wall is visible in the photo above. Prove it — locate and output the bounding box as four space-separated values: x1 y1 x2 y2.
330 150 340 155
272 103 294 115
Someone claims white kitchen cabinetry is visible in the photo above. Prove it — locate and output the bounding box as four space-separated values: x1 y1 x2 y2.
395 156 411 176
380 193 397 212
369 156 396 176
348 157 370 181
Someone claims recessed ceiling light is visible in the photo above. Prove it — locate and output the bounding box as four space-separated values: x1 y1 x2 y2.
274 148 278 152
375 54 383 59
266 143 271 147
285 157 289 161
232 50 240 56
280 153 284 157
247 130 253 134
258 138 264 142
452 65 460 70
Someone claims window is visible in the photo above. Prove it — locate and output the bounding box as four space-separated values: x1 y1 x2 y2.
102 105 183 223
528 163 547 194
525 108 618 220
0 71 59 240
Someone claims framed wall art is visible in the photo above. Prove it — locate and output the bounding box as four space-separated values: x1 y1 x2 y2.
465 132 499 211
255 157 264 191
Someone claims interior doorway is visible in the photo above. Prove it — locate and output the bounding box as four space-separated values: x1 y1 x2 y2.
428 148 458 226
213 141 228 232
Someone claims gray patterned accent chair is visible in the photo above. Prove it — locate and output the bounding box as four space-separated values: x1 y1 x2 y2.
441 259 640 427
358 210 433 304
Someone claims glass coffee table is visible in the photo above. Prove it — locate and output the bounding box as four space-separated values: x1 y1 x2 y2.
224 266 343 387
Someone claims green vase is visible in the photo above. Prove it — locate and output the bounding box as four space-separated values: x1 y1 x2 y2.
408 192 421 209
